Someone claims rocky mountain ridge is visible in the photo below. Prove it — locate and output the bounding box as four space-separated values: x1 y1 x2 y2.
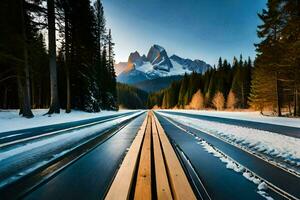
115 44 211 85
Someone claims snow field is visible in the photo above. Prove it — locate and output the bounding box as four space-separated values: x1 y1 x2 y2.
158 112 300 175
0 111 143 188
0 109 136 133
163 109 300 128
162 115 274 199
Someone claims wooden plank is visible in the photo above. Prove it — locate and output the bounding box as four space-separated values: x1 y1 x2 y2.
151 114 173 200
134 114 152 200
153 112 196 200
105 113 149 200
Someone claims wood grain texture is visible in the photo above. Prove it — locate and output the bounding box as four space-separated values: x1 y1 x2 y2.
151 114 173 200
153 113 196 200
134 115 152 200
106 112 196 200
105 113 148 200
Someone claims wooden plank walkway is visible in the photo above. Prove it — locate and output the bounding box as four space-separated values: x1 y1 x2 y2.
153 113 196 200
134 114 152 200
151 115 173 200
105 111 196 200
105 113 148 200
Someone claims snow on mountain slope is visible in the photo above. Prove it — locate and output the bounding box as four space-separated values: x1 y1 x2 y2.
124 60 192 79
116 44 211 84
135 62 153 73
170 54 211 74
169 59 195 76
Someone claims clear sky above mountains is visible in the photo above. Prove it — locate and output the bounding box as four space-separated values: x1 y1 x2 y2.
102 0 267 66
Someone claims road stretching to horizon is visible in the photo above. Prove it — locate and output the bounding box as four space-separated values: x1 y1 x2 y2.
0 110 299 200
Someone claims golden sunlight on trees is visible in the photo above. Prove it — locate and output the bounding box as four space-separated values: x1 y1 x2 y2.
226 90 237 110
188 90 204 110
213 91 225 111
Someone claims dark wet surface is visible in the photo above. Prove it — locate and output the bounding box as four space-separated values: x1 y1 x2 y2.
156 112 300 199
24 113 146 200
156 113 281 200
159 113 300 198
160 111 300 138
0 111 138 145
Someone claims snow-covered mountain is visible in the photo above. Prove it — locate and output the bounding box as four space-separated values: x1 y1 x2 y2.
116 44 211 85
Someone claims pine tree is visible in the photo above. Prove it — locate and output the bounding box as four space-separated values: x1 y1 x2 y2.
250 0 285 116
168 81 181 108
231 56 245 108
218 57 222 69
280 0 300 116
205 69 217 106
20 0 34 118
244 57 252 107
59 0 72 113
94 0 106 55
68 0 100 112
47 0 60 114
107 29 117 109
232 56 239 72
186 72 201 104
100 45 109 108
178 73 189 107
94 0 106 110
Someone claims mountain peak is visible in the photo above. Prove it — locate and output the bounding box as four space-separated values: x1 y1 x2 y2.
147 45 173 71
152 44 165 52
128 51 143 70
128 51 141 62
116 44 211 85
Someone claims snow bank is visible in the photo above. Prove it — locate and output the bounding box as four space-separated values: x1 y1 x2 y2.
198 139 273 200
162 109 300 128
0 109 136 133
0 111 143 188
160 114 275 199
158 112 300 174
189 133 274 199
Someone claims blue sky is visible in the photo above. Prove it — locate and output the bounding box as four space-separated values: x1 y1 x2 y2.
102 0 267 66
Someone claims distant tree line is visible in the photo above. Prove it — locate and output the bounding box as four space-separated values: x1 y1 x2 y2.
0 0 117 118
250 0 300 116
147 56 253 110
117 83 148 109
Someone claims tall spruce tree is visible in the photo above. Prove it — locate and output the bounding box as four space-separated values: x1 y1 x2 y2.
20 0 34 118
47 0 60 114
280 0 300 116
107 29 117 109
250 0 284 115
178 73 189 107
